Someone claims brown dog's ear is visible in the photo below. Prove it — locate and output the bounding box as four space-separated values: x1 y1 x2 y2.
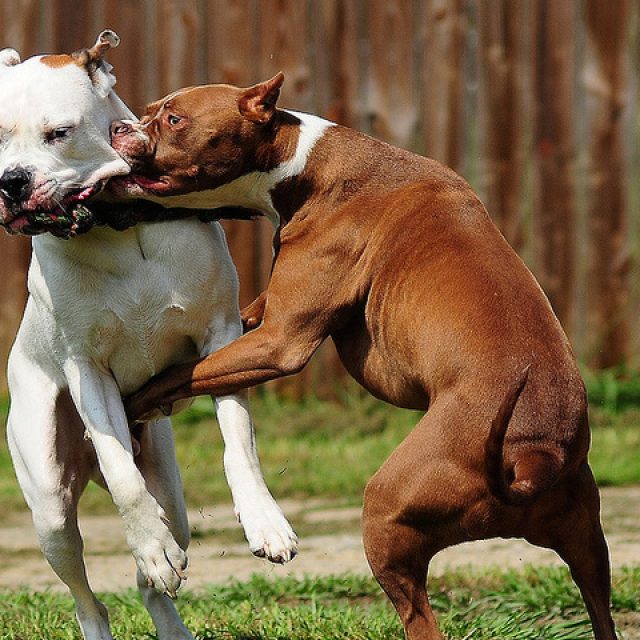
238 72 285 124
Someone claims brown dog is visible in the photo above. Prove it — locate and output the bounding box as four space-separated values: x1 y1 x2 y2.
111 74 616 639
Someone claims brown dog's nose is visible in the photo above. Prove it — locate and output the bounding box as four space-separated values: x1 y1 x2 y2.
110 120 134 138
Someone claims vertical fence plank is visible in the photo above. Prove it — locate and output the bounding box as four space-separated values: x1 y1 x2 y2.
477 0 528 251
0 235 30 392
584 0 632 368
154 0 203 96
530 0 578 337
257 0 311 110
49 0 93 51
258 0 311 295
206 0 259 86
422 0 467 171
102 0 149 113
309 1 364 390
0 0 42 55
311 0 363 127
630 5 640 366
256 0 318 397
366 0 418 148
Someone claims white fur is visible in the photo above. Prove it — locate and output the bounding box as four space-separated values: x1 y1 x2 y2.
0 57 130 218
0 48 20 67
136 110 335 226
2 50 296 640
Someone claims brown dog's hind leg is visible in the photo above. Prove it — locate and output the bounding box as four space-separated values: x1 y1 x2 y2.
363 404 616 640
525 465 617 640
362 409 478 640
362 513 443 639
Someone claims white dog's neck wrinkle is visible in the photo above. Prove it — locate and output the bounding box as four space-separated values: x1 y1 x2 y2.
148 110 335 226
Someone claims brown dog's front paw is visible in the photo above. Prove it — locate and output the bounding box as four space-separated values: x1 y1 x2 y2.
241 292 267 332
123 392 156 425
242 313 262 332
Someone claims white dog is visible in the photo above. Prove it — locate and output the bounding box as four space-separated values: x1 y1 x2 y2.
0 31 296 640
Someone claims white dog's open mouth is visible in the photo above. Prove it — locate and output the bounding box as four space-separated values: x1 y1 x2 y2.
0 182 102 238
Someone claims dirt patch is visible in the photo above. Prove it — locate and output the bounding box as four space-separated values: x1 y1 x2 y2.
1 487 639 594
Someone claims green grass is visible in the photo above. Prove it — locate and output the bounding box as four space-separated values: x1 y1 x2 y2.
0 568 638 639
0 387 425 513
0 376 639 638
184 387 422 501
1 379 640 514
589 407 640 486
584 368 640 413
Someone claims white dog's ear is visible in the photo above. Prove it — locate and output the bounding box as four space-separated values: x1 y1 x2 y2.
0 48 21 69
72 30 120 98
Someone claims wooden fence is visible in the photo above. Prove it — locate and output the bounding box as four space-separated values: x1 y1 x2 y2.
0 0 638 395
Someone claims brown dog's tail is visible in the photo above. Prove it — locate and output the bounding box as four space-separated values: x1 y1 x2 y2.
485 365 565 506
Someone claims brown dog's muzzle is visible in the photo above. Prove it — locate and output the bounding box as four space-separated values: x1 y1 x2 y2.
110 120 151 167
110 120 135 138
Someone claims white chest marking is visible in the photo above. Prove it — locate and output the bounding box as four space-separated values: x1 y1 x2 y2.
269 110 334 184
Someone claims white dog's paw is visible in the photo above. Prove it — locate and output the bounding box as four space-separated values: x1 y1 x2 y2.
237 500 298 564
131 529 188 598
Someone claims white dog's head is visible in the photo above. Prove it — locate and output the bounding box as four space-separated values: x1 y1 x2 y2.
0 30 132 235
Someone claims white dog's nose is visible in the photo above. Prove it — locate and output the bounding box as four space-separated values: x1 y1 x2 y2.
0 167 32 204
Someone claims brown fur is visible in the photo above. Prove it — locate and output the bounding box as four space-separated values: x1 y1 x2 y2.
40 54 74 68
115 75 616 640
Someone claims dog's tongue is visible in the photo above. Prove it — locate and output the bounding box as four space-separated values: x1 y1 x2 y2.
132 175 168 191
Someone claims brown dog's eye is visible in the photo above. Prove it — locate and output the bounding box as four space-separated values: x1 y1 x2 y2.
168 114 181 126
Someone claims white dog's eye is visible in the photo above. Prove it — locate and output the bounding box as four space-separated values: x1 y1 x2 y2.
45 126 72 143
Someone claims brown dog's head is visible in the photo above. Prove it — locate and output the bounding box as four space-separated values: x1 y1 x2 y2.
110 73 285 198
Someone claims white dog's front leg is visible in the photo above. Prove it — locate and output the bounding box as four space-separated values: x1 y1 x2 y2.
63 359 188 597
199 238 296 563
214 391 298 563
